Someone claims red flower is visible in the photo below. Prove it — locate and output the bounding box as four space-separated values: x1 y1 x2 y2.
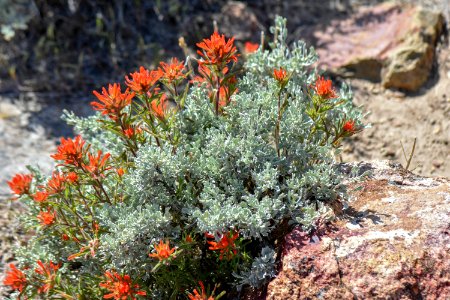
92 83 135 120
99 271 146 300
125 67 162 94
46 172 67 195
244 41 259 54
149 239 176 261
33 191 49 203
273 67 287 83
67 172 78 183
206 231 239 260
3 263 27 292
7 173 33 197
217 85 235 108
159 58 186 84
122 125 142 139
343 120 356 134
196 31 238 66
62 234 70 241
123 128 134 139
34 260 60 294
51 135 86 166
117 168 125 177
314 76 337 99
37 209 56 226
85 150 111 178
151 94 169 120
185 235 193 243
187 281 215 300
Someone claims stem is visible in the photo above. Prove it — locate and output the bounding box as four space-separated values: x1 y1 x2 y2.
275 92 282 158
77 185 95 222
95 179 112 205
215 75 221 116
144 96 163 149
118 117 137 157
60 195 90 228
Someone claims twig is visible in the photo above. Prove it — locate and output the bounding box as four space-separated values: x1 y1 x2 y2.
400 138 416 171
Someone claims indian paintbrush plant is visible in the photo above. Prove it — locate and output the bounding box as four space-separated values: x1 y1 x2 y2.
3 17 364 299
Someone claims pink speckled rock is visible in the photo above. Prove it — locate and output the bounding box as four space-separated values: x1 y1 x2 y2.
312 3 444 91
266 161 450 300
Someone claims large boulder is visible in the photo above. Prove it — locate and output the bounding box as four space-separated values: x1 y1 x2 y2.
312 3 445 91
266 161 450 299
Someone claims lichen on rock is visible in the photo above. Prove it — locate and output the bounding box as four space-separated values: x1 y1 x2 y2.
266 161 450 299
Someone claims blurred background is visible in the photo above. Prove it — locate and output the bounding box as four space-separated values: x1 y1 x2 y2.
0 0 449 294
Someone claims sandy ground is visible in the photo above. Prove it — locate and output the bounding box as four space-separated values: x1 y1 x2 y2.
341 44 449 178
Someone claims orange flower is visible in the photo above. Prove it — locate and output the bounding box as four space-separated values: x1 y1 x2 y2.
117 168 125 177
125 66 162 94
66 172 78 183
187 281 214 300
217 85 236 108
122 125 142 139
92 83 135 120
46 172 67 195
51 135 86 166
33 191 49 203
206 231 239 260
3 263 27 292
99 271 146 300
196 31 238 66
149 239 176 261
159 58 186 84
37 209 56 226
273 67 287 83
84 150 111 178
68 238 99 261
314 76 337 99
150 94 169 120
343 120 356 134
244 41 259 54
7 173 33 197
34 260 60 294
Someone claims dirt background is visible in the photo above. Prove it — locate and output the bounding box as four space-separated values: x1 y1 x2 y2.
0 0 449 296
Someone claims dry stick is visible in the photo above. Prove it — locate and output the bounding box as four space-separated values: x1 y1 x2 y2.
260 31 265 51
178 37 195 81
400 138 417 171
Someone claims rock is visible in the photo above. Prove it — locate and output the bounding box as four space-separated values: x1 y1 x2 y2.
266 161 450 300
213 1 263 41
311 3 444 91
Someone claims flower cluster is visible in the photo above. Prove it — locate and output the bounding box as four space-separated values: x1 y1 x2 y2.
206 231 239 260
149 240 176 261
3 264 27 293
7 173 33 198
195 31 239 114
196 31 238 66
3 260 62 296
99 271 146 300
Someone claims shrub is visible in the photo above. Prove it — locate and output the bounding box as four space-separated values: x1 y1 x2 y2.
3 16 364 299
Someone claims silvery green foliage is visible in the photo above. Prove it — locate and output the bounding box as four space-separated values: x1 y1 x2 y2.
246 16 318 84
234 247 276 289
97 202 173 276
